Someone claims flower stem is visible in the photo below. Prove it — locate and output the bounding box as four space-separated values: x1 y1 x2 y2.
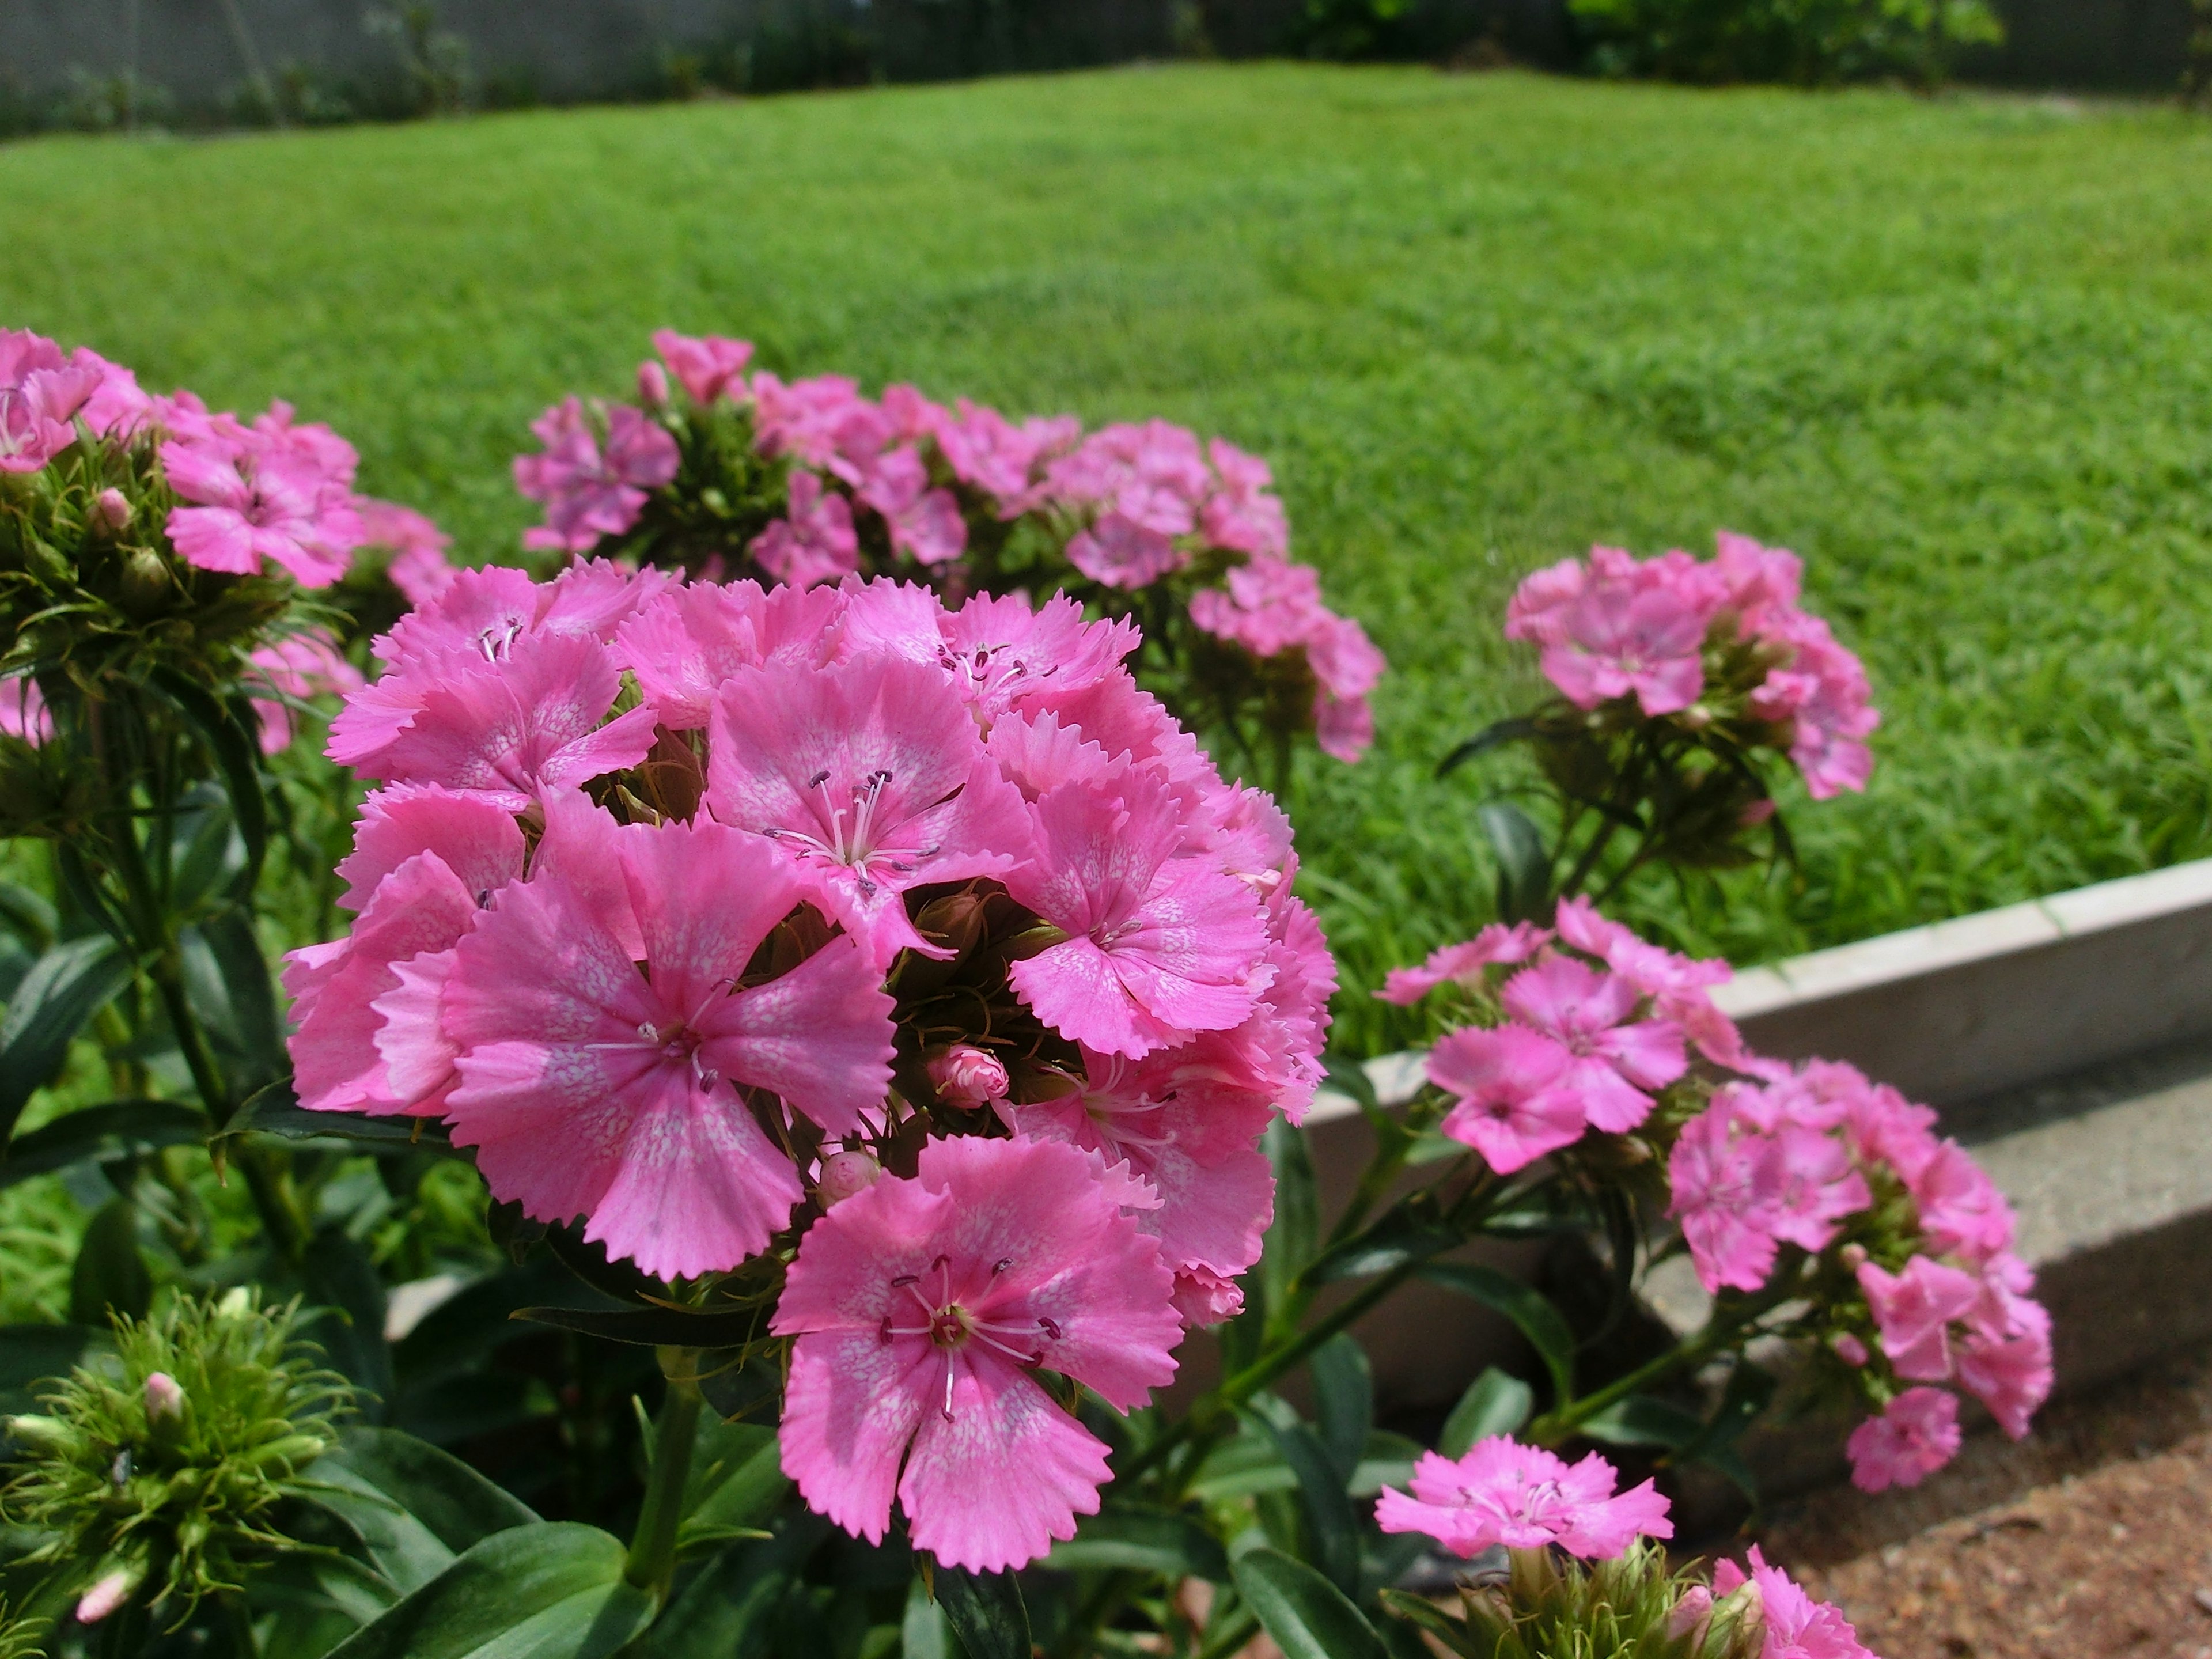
624 1349 704 1600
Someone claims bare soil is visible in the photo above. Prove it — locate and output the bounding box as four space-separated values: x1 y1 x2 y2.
1757 1341 2212 1659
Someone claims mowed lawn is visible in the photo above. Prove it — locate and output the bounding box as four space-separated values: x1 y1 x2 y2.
6 63 2212 1055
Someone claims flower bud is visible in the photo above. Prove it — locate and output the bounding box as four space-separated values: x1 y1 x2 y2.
817 1149 881 1207
1839 1243 1868 1271
1740 798 1778 827
93 487 131 530
118 546 170 613
3 1412 79 1456
1665 1585 1713 1641
928 1044 1009 1110
143 1370 185 1423
76 1567 134 1624
217 1286 253 1320
637 359 671 406
1831 1332 1869 1366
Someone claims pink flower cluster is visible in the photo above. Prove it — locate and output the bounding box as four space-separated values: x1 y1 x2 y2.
1382 898 1750 1175
1375 1436 1671 1560
359 498 457 607
1666 1058 2051 1488
1505 533 1878 798
293 566 1334 1570
3 329 370 591
511 331 1385 759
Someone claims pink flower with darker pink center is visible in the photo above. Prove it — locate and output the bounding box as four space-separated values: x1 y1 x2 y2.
1377 922 1552 1005
1713 1546 1878 1659
1498 954 1685 1133
772 1134 1181 1573
1846 1387 1960 1492
247 631 363 755
751 469 860 588
1005 768 1269 1059
1200 438 1289 559
514 397 679 553
1375 1437 1672 1560
161 435 360 587
1427 1024 1586 1174
705 652 1033 969
440 817 893 1278
1669 1098 1785 1293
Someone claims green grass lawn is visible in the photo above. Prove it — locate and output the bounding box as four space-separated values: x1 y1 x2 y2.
6 64 2212 1056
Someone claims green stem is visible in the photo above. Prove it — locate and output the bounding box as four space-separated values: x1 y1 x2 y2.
221 1589 260 1658
625 1350 704 1599
1195 1609 1259 1659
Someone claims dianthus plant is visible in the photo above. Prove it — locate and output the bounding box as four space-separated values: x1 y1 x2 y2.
0 327 395 1268
508 331 1385 778
1444 533 1880 922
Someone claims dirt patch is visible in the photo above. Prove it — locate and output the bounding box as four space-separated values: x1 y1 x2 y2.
1754 1339 2212 1659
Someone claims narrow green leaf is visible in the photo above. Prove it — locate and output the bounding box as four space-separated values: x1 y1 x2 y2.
0 934 132 1143
512 1303 765 1348
1439 1368 1535 1458
296 1228 394 1410
1417 1261 1576 1406
69 1197 151 1325
1437 716 1540 778
147 667 268 891
193 908 287 1094
1259 1121 1318 1313
676 1420 788 1552
0 880 57 951
933 1563 1030 1659
0 1099 203 1188
903 1573 952 1659
1242 1396 1359 1593
1231 1548 1389 1659
304 1426 540 1595
1045 1505 1229 1581
1577 1394 1705 1450
217 1082 454 1153
1188 1427 1420 1502
1301 1199 1460 1286
321 1521 652 1659
1308 1334 1373 1482
1479 800 1552 924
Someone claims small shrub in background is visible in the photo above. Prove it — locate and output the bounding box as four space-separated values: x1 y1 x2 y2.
1569 0 2003 84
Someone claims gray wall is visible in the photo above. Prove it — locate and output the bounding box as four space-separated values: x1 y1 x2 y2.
0 0 2194 125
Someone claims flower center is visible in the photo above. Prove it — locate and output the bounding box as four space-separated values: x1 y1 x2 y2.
877 1255 1066 1421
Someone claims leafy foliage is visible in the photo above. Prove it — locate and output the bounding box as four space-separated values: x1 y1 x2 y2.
1569 0 2003 84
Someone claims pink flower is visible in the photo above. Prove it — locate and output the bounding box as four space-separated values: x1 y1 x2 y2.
514 397 680 554
351 631 660 812
358 499 454 606
1499 955 1686 1133
1856 1256 1982 1382
652 329 754 404
752 372 887 478
1751 611 1879 799
1427 1025 1586 1174
442 817 894 1278
846 586 1138 729
931 399 1052 503
0 329 102 472
1009 1044 1277 1297
161 428 361 587
1066 513 1185 589
1846 1387 1960 1492
704 653 1032 969
247 631 363 755
1200 439 1289 559
1377 922 1552 1005
331 783 529 915
1006 768 1269 1059
772 1134 1181 1572
1713 1546 1878 1659
1375 1437 1672 1560
1955 1253 2051 1438
615 577 843 729
929 1045 1010 1109
751 470 861 588
0 675 51 745
1521 546 1720 717
1669 1099 1785 1294
1905 1141 2015 1264
817 1147 881 1206
1713 531 1804 634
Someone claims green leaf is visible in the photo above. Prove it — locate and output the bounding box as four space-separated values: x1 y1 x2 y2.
304 1426 540 1595
1188 1427 1419 1502
676 1419 787 1553
1417 1261 1575 1406
0 933 132 1143
0 1322 101 1416
191 908 287 1094
1479 800 1552 925
510 1303 765 1348
0 880 57 952
1301 1199 1461 1286
902 1574 952 1659
296 1228 394 1410
1259 1121 1318 1315
1230 1548 1389 1659
1241 1395 1359 1593
147 667 268 892
217 1082 454 1153
933 1563 1030 1659
321 1522 653 1659
630 1516 829 1658
1577 1393 1705 1450
1439 1368 1534 1459
69 1197 151 1325
0 1099 203 1188
1045 1506 1229 1581
1437 717 1540 778
1308 1335 1373 1482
